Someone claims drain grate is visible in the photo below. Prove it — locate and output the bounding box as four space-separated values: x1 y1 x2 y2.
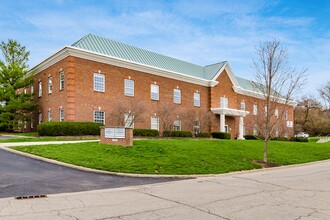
15 194 47 200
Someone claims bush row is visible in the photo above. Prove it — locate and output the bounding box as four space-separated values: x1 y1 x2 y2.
211 132 231 139
38 122 102 136
133 128 159 137
243 135 259 140
163 130 193 137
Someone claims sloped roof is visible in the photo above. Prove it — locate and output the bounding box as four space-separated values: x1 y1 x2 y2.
71 34 226 80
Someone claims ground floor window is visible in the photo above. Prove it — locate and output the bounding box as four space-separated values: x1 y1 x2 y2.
30 115 34 129
38 112 42 124
94 110 105 124
193 121 200 135
151 116 159 131
125 113 134 128
60 109 64 122
48 110 52 122
173 119 181 131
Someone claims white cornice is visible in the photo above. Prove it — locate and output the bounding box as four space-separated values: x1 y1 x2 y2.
211 62 240 87
211 107 250 117
233 86 297 106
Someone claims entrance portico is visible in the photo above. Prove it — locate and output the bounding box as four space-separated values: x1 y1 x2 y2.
211 108 249 140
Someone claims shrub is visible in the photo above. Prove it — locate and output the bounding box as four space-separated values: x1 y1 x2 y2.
199 132 211 138
133 128 159 137
243 134 258 140
271 137 289 141
211 132 231 139
38 122 102 136
163 130 193 137
291 137 309 142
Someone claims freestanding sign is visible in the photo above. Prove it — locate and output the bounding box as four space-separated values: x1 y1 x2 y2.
100 127 133 146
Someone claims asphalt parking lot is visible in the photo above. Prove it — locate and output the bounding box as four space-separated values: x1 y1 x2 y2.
0 149 180 198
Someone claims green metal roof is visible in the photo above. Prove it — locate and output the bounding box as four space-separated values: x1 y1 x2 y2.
71 34 226 80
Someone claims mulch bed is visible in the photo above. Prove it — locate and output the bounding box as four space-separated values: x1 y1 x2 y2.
253 160 280 168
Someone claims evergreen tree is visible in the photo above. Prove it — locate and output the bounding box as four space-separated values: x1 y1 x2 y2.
0 39 37 131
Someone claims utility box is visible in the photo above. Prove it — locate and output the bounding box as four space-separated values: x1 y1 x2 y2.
100 127 133 146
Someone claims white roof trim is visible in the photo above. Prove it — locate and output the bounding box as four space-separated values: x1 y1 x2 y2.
211 107 249 117
30 46 218 87
211 62 240 87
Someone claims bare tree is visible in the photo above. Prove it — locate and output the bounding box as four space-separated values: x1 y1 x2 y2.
183 109 212 136
110 98 146 128
157 103 178 132
252 40 307 163
319 81 330 111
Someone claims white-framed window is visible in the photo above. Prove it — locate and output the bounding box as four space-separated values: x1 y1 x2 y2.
23 120 27 129
30 115 34 129
284 131 288 138
253 104 258 115
241 101 246 111
253 127 258 135
60 109 64 122
275 108 279 118
124 113 134 128
151 84 159 100
284 110 288 120
275 129 279 137
38 112 42 124
38 81 42 97
94 110 105 124
31 85 34 94
124 79 134 96
265 106 268 117
48 110 52 122
173 89 181 104
60 71 64 90
193 121 200 135
151 116 159 131
24 88 27 94
220 97 228 108
94 73 105 92
193 92 200 107
173 119 181 131
48 77 52 94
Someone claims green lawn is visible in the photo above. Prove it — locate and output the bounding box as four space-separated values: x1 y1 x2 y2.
13 139 330 175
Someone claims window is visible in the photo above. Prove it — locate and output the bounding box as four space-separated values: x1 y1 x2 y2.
253 127 258 135
60 71 64 90
275 108 279 118
193 121 200 135
48 77 52 94
24 88 27 94
124 113 134 128
38 112 42 124
194 92 200 107
151 116 159 131
220 97 228 108
94 73 105 92
48 110 52 122
60 109 64 122
284 110 288 120
30 115 34 129
151 84 159 100
284 131 288 138
275 129 279 137
38 81 42 97
94 110 105 124
124 79 134 96
241 101 246 111
253 104 258 115
173 119 181 131
23 120 27 129
265 106 268 117
173 89 181 104
31 85 34 94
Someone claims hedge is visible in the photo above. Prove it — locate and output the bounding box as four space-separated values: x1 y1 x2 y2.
163 130 193 137
38 122 102 136
271 137 289 141
291 137 309 142
211 132 231 139
244 134 259 140
133 128 159 137
199 132 211 138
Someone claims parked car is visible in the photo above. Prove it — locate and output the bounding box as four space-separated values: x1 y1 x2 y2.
295 132 309 138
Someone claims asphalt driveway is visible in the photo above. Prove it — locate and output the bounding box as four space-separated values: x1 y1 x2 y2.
0 149 179 198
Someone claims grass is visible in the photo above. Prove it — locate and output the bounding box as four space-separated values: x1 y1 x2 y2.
0 133 99 143
12 139 330 175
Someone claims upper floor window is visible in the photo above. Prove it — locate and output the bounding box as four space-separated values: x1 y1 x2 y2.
94 110 105 124
173 89 181 104
124 113 134 128
60 71 64 90
124 79 134 96
220 97 228 108
23 88 27 94
284 110 288 120
173 119 181 131
151 84 159 100
194 92 200 107
151 116 159 131
240 101 246 111
60 109 64 122
94 73 105 92
253 104 258 115
275 108 279 118
38 81 42 97
48 77 52 94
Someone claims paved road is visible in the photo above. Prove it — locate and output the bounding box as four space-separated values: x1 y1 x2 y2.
1 159 330 220
0 149 179 199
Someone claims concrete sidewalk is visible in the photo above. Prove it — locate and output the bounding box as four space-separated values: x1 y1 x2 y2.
0 139 100 148
1 159 330 220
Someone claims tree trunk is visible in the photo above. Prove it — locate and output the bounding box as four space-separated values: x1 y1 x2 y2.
263 138 269 163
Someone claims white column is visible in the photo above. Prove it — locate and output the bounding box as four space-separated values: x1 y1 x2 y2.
220 114 225 132
238 116 245 140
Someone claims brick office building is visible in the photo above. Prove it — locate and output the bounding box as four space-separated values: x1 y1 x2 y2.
25 34 294 139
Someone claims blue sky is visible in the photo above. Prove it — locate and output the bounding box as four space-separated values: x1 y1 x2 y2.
1 0 329 96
